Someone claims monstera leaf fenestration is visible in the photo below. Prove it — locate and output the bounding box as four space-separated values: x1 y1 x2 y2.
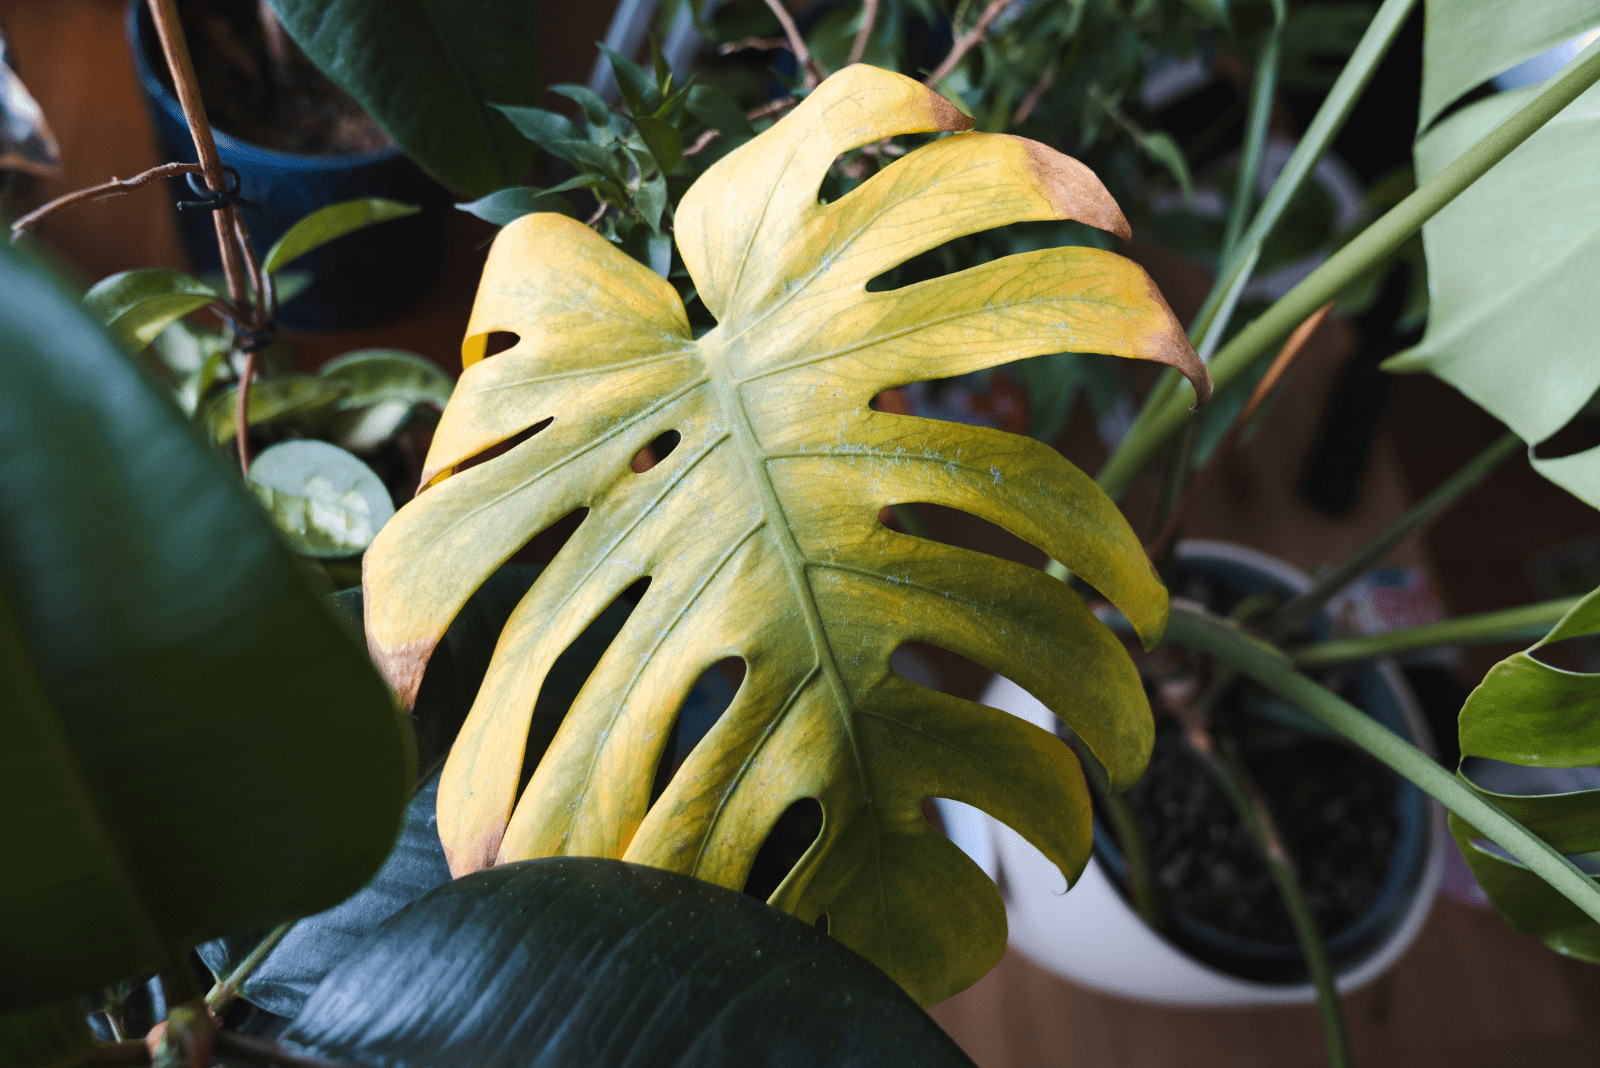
364 64 1206 1004
1386 2 1600 506
1452 585 1600 961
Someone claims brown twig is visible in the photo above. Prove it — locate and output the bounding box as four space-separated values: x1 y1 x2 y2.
684 97 799 159
9 163 204 238
1144 301 1333 559
1012 62 1057 125
924 0 1009 86
719 36 787 54
848 0 880 65
761 0 825 87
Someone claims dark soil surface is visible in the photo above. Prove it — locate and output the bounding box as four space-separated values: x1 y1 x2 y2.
170 0 390 155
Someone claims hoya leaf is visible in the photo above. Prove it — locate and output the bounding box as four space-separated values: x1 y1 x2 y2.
1385 72 1600 507
203 376 350 445
263 199 421 275
248 441 396 559
456 187 577 226
284 860 974 1068
320 349 456 411
1451 585 1600 961
365 65 1206 1005
83 268 217 353
0 242 409 1008
264 1 541 198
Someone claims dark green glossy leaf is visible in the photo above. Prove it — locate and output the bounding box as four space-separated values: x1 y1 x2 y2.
285 860 975 1068
82 268 217 353
493 105 584 163
600 44 657 118
0 1001 94 1068
1452 585 1600 961
198 771 452 1019
632 114 685 174
548 84 611 125
0 242 411 1008
265 1 540 197
455 187 578 226
262 199 421 275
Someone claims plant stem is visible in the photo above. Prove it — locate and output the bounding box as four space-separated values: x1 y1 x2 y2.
848 0 880 65
1099 36 1600 499
1265 431 1521 640
1166 603 1600 925
1220 32 1281 267
1101 790 1165 931
925 0 1009 86
205 921 293 1014
1289 595 1583 669
8 163 203 238
1179 724 1349 1068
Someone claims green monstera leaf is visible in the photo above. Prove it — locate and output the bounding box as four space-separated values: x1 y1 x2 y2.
364 64 1207 1005
1452 585 1600 961
1387 5 1600 506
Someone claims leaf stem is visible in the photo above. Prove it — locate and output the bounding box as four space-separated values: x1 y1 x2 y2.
848 0 880 65
1289 595 1584 669
8 163 204 239
1101 790 1165 931
205 921 294 1014
1265 431 1521 640
1219 31 1282 267
925 0 1010 86
1166 603 1600 926
1099 34 1600 499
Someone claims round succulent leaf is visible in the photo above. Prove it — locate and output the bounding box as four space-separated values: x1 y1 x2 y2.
1451 585 1600 961
365 65 1203 1004
283 859 975 1068
248 441 395 558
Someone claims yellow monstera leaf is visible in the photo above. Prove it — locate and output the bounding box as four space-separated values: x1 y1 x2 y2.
364 64 1206 1004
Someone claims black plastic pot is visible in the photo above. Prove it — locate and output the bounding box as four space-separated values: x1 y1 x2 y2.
1090 541 1434 985
128 2 448 330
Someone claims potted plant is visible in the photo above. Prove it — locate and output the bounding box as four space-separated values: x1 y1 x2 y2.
3 3 1599 1068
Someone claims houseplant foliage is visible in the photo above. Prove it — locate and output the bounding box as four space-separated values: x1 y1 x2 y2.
1451 585 1600 961
1386 0 1600 506
261 0 543 197
0 238 412 1007
364 63 1208 1006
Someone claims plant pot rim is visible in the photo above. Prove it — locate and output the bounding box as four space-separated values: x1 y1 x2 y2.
937 539 1446 1007
127 0 402 170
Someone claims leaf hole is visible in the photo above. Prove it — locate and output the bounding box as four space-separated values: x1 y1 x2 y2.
892 641 998 703
743 797 823 902
813 912 829 933
1460 757 1600 799
631 429 682 473
647 656 742 807
482 331 521 358
879 502 1048 573
1532 395 1600 461
450 416 553 479
518 576 651 799
861 219 1115 293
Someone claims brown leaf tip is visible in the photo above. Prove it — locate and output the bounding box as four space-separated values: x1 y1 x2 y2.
925 87 976 133
1016 138 1131 241
368 633 433 712
1141 272 1212 407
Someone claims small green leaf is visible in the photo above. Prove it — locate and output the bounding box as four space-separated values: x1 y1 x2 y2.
263 199 422 274
456 187 577 227
284 860 977 1068
1140 131 1195 200
273 269 314 303
494 104 584 162
599 44 657 117
686 84 754 137
83 268 218 353
204 375 350 444
248 440 396 558
634 173 669 233
319 349 455 450
649 34 672 97
631 114 684 174
0 1001 94 1068
548 83 610 125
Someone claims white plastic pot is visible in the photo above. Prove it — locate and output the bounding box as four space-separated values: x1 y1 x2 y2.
936 541 1446 1007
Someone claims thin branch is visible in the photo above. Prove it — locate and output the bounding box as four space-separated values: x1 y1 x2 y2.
719 36 787 54
1012 62 1057 125
761 0 825 87
924 0 1009 86
9 163 203 238
585 201 609 227
1145 302 1332 558
684 97 799 159
848 0 880 65
684 128 722 157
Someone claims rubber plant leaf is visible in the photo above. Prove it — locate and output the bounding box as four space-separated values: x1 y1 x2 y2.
0 241 411 1009
1452 585 1600 962
363 64 1207 1005
284 859 975 1068
263 2 540 198
1386 16 1600 507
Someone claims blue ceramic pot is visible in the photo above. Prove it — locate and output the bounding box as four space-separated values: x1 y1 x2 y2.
127 2 448 330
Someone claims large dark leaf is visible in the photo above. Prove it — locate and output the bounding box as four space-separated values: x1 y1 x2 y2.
0 241 411 1008
265 1 541 197
0 1001 94 1068
285 859 975 1068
